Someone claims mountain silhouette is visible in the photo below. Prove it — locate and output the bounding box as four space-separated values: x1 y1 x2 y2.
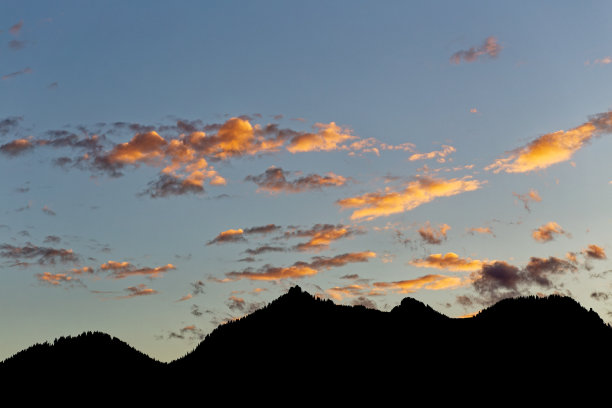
2 286 610 400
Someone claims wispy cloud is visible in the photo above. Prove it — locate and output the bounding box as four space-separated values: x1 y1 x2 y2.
246 167 347 194
374 274 468 293
116 284 158 299
100 260 175 279
224 251 376 281
513 189 541 212
582 244 606 260
2 67 32 80
408 145 455 163
283 224 361 251
9 20 23 36
409 252 485 272
450 36 502 64
207 229 246 245
486 111 612 173
0 243 78 266
337 175 483 221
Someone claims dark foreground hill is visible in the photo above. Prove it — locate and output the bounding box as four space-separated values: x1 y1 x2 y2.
2 286 611 400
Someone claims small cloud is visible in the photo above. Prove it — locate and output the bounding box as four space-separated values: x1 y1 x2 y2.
207 229 246 245
513 189 542 212
450 36 502 64
43 235 61 244
9 20 23 36
100 260 176 279
36 272 84 288
116 284 158 299
42 205 56 216
410 252 485 272
417 222 451 245
583 244 606 260
532 222 568 243
246 166 348 194
374 274 468 294
48 82 59 89
466 226 494 236
176 293 193 302
470 108 479 114
2 67 32 80
408 145 455 163
8 40 26 50
0 138 34 156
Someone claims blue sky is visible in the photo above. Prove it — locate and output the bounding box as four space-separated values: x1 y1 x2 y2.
1 1 611 362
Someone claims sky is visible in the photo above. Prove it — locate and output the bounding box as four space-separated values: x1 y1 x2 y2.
1 0 611 362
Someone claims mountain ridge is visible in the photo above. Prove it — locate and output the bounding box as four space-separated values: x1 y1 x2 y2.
2 286 610 399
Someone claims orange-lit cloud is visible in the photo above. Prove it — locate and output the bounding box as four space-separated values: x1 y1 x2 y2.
35 272 77 286
418 222 451 245
176 293 193 302
225 251 376 281
284 224 360 251
450 36 502 64
0 138 34 156
409 145 456 163
586 57 612 66
409 252 485 272
116 284 158 299
583 244 606 260
486 111 612 173
467 226 494 236
513 189 542 212
207 229 246 245
324 284 369 301
337 175 483 221
246 167 347 194
287 122 356 153
100 260 175 279
532 222 567 243
374 274 468 293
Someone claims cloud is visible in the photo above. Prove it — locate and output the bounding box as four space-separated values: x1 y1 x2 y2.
373 274 468 294
532 222 567 243
207 229 246 245
245 167 347 194
324 284 369 301
0 116 22 136
0 243 78 266
350 296 377 309
583 244 606 260
140 174 205 198
116 284 158 299
486 111 612 173
42 205 56 216
340 274 360 280
284 224 360 251
8 40 26 50
244 245 286 255
226 295 246 311
35 272 83 288
450 36 502 64
43 235 61 244
242 224 282 235
470 257 578 303
590 292 610 301
177 293 193 302
586 57 612 66
9 20 23 36
524 256 578 287
167 324 206 341
0 138 34 156
472 261 522 300
466 226 494 236
286 122 356 153
224 251 376 281
513 189 542 212
408 145 456 163
409 252 485 272
2 67 32 80
337 175 483 221
69 266 94 275
100 261 176 279
190 280 205 295
417 222 451 245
